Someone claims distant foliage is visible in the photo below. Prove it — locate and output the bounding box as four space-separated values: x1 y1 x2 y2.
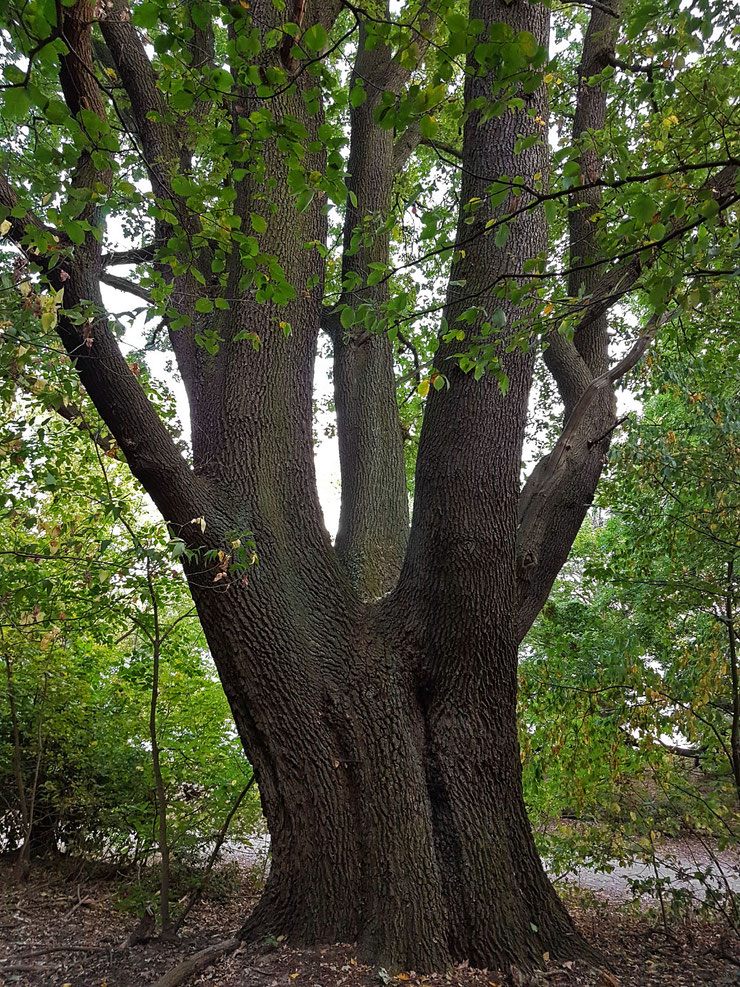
0 387 260 868
521 309 740 917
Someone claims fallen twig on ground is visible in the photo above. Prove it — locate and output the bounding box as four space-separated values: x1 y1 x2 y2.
151 937 240 987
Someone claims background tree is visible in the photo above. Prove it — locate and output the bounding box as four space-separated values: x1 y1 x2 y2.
0 383 260 907
520 301 739 928
1 0 739 973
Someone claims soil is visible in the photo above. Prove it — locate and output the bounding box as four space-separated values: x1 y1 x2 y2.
0 858 738 987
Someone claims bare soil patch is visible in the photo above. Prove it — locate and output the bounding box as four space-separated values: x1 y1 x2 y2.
0 859 737 987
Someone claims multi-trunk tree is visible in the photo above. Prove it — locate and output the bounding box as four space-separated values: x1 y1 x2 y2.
1 0 738 973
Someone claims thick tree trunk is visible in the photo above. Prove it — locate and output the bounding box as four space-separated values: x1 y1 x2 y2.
187 571 591 973
1 0 646 974
175 0 592 973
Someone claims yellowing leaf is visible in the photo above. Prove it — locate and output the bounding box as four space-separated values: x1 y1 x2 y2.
418 379 430 397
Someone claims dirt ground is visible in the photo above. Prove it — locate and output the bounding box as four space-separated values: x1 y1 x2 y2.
0 859 738 987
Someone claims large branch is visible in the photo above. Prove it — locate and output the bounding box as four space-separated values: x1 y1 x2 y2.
100 271 153 303
102 243 158 266
568 163 739 351
0 176 54 260
542 1 619 421
516 306 679 643
1 9 205 529
55 279 205 525
98 2 182 202
98 0 205 398
332 9 435 598
514 1 624 640
567 2 619 375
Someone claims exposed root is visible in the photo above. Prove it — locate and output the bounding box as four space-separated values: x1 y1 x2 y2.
150 937 240 987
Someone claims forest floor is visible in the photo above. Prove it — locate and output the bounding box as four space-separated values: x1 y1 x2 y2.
0 858 738 987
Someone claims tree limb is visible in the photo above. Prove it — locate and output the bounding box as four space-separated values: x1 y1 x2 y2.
516 308 679 641
100 271 153 303
102 243 158 266
151 938 240 987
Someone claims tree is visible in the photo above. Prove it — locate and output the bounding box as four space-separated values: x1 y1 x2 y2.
0 389 259 894
520 315 740 924
0 0 738 972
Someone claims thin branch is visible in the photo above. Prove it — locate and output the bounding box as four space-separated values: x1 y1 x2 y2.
588 412 630 448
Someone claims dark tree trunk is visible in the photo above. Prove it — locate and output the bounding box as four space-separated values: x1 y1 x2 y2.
187 574 588 973
8 0 730 974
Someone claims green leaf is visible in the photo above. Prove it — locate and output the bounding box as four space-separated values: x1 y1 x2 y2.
250 212 268 233
296 188 315 213
494 223 510 248
44 99 68 124
630 193 657 226
195 298 214 313
302 23 328 52
171 176 192 197
65 221 85 245
420 115 438 140
3 87 31 121
349 84 367 108
132 2 158 30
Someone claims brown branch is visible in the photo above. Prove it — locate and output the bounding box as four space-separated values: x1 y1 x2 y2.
151 938 240 987
102 243 158 266
5 945 112 961
516 305 680 642
98 1 182 203
526 308 678 514
100 271 153 303
393 132 462 173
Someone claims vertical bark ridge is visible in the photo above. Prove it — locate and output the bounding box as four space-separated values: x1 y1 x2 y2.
390 0 591 967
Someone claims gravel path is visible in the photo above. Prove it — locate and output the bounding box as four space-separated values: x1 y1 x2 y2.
552 838 740 902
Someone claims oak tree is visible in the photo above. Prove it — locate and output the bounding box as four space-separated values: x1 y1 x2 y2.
1 0 738 972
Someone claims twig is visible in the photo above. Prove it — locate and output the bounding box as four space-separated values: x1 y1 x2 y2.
3 944 113 961
587 413 630 448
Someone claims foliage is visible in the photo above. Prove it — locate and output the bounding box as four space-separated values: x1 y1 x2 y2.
521 305 739 921
0 387 260 874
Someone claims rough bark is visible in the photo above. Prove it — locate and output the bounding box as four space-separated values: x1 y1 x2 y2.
388 0 591 966
516 2 620 641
